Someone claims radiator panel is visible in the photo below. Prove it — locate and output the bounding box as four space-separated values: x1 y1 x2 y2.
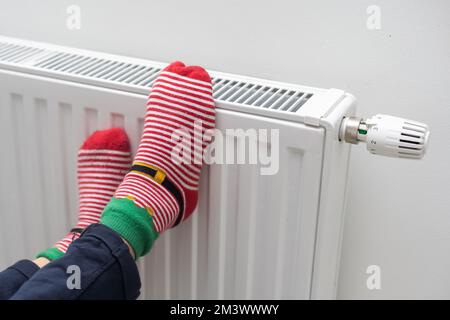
0 70 325 299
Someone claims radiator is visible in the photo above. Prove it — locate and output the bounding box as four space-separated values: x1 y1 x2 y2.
0 36 429 299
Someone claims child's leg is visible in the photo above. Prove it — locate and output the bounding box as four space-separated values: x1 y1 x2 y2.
37 128 131 263
101 61 215 258
0 260 39 300
0 128 131 299
10 224 139 300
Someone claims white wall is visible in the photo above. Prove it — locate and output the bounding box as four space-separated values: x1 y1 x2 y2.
1 0 449 299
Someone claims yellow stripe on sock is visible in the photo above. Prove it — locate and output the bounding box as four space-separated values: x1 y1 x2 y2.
132 161 167 184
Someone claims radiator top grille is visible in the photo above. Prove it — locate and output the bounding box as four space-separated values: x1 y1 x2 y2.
0 38 326 118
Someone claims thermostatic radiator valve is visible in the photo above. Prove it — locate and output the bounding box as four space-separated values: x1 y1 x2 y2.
339 114 430 159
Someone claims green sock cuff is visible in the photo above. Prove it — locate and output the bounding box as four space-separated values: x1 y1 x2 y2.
36 247 64 261
100 197 159 258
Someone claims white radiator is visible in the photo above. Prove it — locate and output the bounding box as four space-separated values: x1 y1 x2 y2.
0 36 358 299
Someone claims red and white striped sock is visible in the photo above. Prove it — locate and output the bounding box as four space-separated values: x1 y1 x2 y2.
101 61 215 257
37 128 132 261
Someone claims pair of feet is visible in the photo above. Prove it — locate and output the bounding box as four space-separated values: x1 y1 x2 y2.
38 61 215 261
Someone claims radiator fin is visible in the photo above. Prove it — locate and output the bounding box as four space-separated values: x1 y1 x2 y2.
0 39 318 116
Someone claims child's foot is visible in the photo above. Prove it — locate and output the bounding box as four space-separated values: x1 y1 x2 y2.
101 61 215 258
37 128 132 261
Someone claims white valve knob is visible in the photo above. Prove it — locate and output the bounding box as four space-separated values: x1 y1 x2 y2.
363 114 429 159
340 114 430 159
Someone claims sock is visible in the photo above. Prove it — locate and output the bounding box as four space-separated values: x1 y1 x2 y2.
101 61 215 258
37 128 132 261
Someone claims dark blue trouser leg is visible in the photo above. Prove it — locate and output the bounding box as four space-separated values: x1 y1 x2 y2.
10 224 141 300
0 260 39 299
